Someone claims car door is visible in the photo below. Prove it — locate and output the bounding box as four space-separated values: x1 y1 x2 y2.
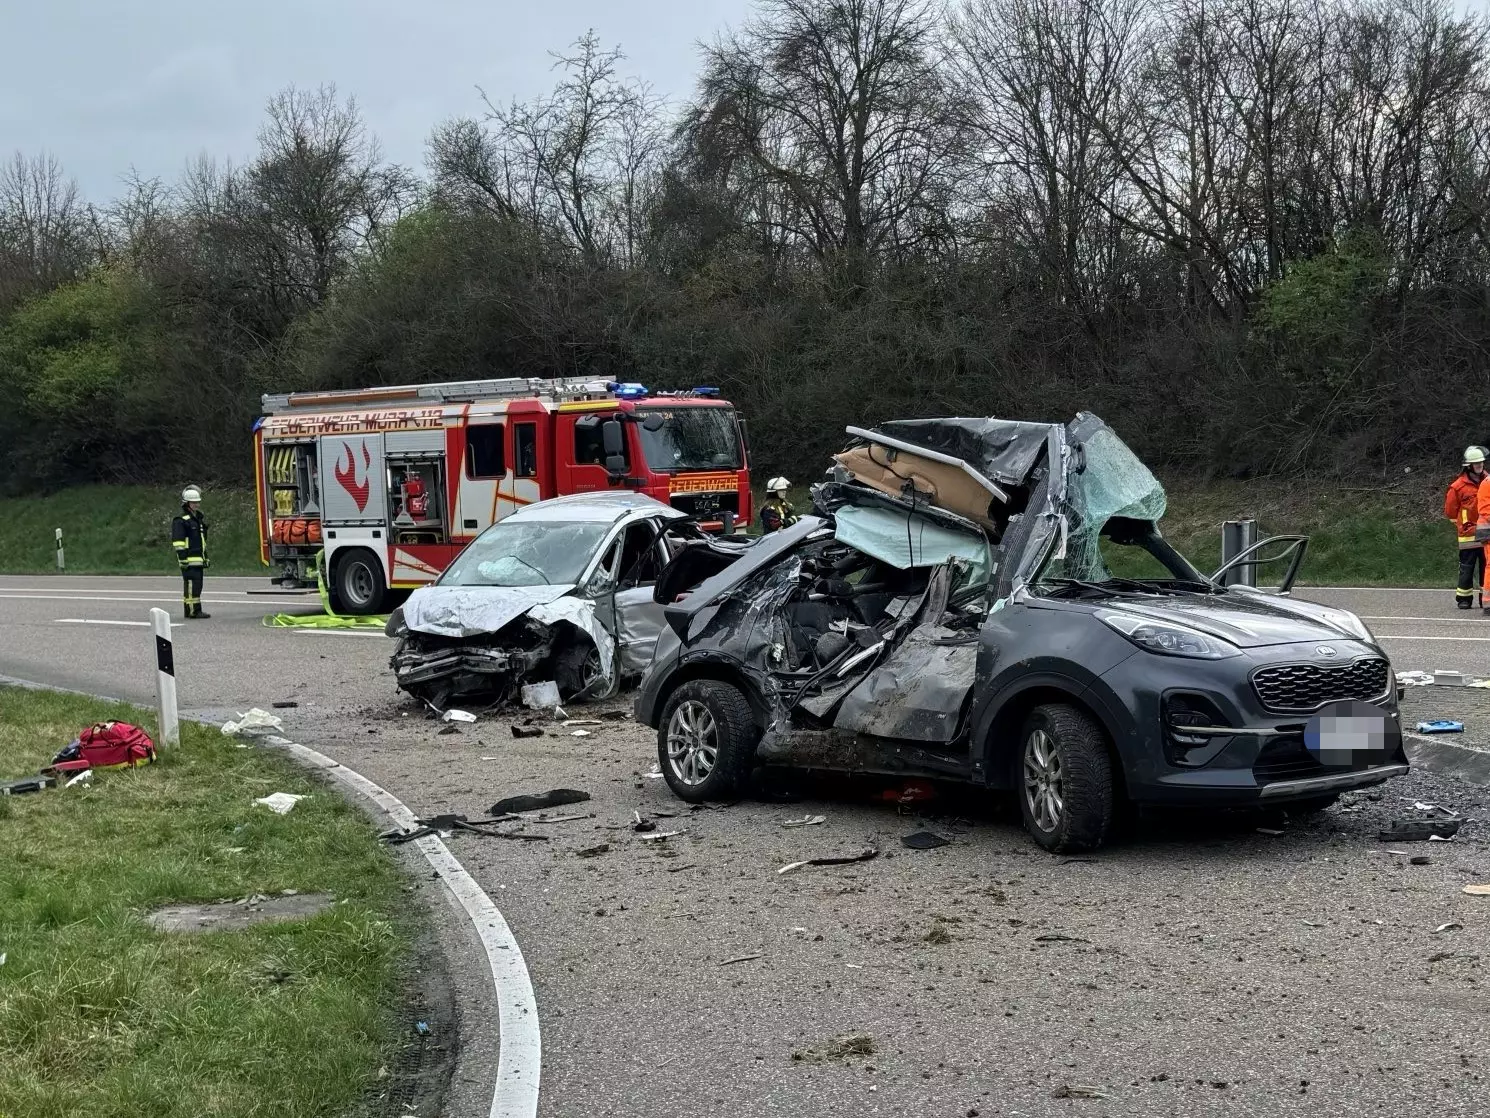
611 518 672 674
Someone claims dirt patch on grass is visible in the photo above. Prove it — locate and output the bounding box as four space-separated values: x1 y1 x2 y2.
145 892 335 933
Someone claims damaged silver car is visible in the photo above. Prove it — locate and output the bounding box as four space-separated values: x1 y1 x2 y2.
636 414 1405 853
387 493 733 707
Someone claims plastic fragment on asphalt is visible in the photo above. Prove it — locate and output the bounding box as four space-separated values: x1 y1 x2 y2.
782 814 826 828
1379 819 1462 841
1256 827 1285 836
575 844 610 858
442 709 477 723
222 709 283 736
1433 922 1463 934
1396 671 1433 687
778 848 880 874
1301 920 1324 928
563 719 604 727
1464 884 1490 896
520 681 561 709
570 729 592 737
902 830 952 850
1051 1086 1108 1100
272 701 299 708
254 792 308 815
1415 720 1464 734
639 831 682 841
511 724 543 739
719 952 764 966
1411 856 1432 865
491 789 591 814
1429 834 1456 842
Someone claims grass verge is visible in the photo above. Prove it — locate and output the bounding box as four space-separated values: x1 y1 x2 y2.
0 688 409 1118
0 486 265 576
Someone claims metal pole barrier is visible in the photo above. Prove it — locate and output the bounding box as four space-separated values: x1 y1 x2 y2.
151 607 179 747
55 527 64 572
1220 519 1258 587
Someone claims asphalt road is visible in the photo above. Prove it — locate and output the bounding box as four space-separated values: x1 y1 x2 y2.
3 575 1489 1118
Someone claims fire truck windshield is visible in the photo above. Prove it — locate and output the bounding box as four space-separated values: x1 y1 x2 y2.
441 521 611 587
633 406 742 473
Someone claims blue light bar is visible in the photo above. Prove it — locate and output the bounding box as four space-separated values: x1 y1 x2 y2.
607 381 649 399
692 386 720 396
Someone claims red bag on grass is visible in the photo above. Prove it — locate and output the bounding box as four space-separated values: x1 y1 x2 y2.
50 722 156 772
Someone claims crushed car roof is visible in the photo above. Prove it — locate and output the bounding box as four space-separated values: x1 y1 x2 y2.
502 491 685 524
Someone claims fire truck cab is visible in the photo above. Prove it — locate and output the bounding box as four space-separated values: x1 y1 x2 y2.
255 377 752 614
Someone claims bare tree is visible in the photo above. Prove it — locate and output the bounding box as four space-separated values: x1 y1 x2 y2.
0 152 93 307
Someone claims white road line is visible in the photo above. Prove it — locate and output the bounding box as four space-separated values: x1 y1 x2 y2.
1361 615 1487 624
289 629 387 639
262 734 541 1118
55 618 177 628
1364 638 1490 646
0 593 303 605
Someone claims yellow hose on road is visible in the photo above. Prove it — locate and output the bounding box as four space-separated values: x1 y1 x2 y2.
262 548 389 629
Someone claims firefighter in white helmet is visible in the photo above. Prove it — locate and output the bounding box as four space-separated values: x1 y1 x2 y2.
170 485 211 619
759 476 799 534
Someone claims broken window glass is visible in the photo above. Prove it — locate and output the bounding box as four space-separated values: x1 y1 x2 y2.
1054 428 1168 582
441 521 610 587
832 504 993 590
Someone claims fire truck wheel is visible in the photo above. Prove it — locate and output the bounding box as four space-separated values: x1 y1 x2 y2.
332 549 387 615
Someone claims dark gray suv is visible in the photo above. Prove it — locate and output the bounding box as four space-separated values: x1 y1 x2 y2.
634 413 1407 853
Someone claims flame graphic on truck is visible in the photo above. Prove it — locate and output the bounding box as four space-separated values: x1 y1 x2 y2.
334 442 372 511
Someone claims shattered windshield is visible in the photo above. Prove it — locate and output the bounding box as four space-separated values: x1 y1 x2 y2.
441 521 610 588
634 406 742 472
1037 427 1174 586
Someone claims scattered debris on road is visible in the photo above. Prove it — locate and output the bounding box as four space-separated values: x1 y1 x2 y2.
1256 827 1286 836
491 788 590 815
782 814 826 828
575 844 610 858
778 847 879 874
1416 720 1464 734
223 709 283 736
442 709 477 724
1051 1085 1109 1100
1433 922 1464 934
719 952 764 966
1464 884 1490 896
792 1033 876 1063
254 792 308 814
271 700 299 709
638 830 682 841
571 728 592 737
511 724 544 739
902 830 951 850
1379 820 1461 842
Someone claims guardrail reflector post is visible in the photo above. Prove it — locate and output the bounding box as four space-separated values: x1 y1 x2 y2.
55 527 64 571
151 607 180 747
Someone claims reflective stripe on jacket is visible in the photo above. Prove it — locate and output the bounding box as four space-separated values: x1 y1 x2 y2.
171 510 208 564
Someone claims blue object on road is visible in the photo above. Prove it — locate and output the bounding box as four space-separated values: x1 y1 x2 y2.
1415 720 1464 734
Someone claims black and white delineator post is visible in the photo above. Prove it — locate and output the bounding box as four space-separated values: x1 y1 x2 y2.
150 607 180 747
55 527 64 571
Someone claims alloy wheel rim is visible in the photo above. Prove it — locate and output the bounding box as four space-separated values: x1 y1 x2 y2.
1023 728 1063 832
666 701 718 786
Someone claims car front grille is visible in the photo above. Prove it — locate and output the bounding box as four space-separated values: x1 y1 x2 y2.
1251 658 1391 714
1251 737 1322 784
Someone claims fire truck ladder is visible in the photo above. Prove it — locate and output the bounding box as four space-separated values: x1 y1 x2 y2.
261 377 622 414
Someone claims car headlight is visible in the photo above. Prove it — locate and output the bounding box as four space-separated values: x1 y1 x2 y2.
1319 607 1374 643
1097 610 1240 660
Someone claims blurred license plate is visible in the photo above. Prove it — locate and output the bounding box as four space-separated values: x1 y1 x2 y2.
1305 701 1393 767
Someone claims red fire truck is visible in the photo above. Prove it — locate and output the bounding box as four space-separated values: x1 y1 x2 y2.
254 377 752 613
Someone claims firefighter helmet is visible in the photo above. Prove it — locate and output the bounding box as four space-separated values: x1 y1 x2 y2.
766 476 791 494
1466 447 1486 466
181 485 202 503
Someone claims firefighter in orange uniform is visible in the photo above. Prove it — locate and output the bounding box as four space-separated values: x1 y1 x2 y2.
1448 447 1487 609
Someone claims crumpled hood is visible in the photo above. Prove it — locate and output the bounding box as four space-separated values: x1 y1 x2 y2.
402 584 577 639
1098 593 1366 649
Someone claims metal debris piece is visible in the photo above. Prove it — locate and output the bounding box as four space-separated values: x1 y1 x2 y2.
778 847 879 874
719 952 764 966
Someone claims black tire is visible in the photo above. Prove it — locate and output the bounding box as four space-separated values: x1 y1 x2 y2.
1017 703 1116 854
657 679 758 802
555 640 617 702
1286 793 1340 815
332 549 386 615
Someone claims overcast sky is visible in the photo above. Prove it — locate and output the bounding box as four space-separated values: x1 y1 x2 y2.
6 0 1490 204
1 0 753 203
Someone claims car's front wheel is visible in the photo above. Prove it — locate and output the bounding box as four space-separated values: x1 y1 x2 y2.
1018 704 1116 853
657 679 758 802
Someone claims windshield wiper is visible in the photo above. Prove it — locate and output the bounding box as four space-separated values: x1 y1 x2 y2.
1038 577 1119 598
506 556 551 585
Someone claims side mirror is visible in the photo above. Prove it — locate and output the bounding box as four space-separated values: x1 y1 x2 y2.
601 419 624 456
605 453 626 476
